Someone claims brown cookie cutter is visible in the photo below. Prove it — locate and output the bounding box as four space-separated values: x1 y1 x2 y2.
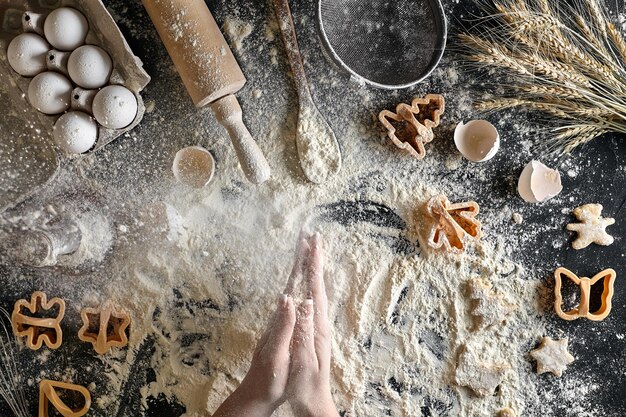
78 301 131 355
554 267 616 321
39 379 91 417
379 94 445 159
426 194 481 252
12 291 65 350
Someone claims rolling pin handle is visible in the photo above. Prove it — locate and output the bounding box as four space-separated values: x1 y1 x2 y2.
211 95 271 184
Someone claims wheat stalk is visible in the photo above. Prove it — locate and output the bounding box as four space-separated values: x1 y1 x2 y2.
0 308 29 417
461 0 626 154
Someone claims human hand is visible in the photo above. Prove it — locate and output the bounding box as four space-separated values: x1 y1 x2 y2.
287 234 340 417
212 293 296 417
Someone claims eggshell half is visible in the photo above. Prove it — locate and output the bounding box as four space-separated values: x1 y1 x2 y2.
172 146 215 188
454 120 500 162
518 160 563 203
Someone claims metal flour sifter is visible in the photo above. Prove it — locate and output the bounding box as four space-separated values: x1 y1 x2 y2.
317 0 447 89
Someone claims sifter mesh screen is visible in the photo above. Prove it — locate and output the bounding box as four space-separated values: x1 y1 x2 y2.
318 0 446 89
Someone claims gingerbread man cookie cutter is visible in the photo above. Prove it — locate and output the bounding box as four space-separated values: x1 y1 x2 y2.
78 301 131 355
379 94 445 159
426 194 481 252
39 379 91 417
12 291 65 350
554 267 616 321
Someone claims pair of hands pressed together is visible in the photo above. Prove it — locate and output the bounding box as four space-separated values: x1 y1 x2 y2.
213 234 339 417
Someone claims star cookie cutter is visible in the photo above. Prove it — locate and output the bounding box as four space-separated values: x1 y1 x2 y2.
12 291 65 350
379 94 445 159
78 301 131 354
554 267 616 321
39 379 91 417
426 194 481 252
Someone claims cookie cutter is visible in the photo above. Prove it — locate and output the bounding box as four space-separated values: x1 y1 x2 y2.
12 291 65 350
379 94 445 159
554 267 616 321
78 301 130 354
39 379 91 417
426 194 481 252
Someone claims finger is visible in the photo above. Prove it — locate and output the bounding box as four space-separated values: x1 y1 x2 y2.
261 294 297 362
284 236 310 296
307 234 327 311
290 299 318 371
307 234 331 372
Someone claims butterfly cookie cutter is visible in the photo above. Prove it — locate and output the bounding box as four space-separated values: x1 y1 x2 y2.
78 301 131 355
39 379 91 417
379 94 445 159
426 194 481 252
554 267 616 321
12 291 65 350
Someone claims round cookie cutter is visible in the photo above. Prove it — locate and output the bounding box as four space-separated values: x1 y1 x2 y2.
317 0 447 89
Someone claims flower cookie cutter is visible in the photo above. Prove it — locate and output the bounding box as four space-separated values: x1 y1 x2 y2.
554 267 616 321
426 194 481 252
12 291 65 350
379 94 445 159
39 379 91 417
78 301 131 354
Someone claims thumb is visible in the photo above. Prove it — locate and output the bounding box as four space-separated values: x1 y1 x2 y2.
291 299 317 369
261 294 297 361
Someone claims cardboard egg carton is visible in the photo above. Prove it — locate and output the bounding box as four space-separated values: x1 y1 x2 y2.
0 0 150 211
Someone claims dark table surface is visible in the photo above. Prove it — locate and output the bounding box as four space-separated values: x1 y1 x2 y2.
1 0 626 416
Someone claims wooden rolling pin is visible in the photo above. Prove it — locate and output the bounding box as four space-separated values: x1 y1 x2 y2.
142 0 271 184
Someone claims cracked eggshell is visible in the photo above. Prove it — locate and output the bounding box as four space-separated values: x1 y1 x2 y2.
454 120 500 162
518 160 563 203
172 146 215 188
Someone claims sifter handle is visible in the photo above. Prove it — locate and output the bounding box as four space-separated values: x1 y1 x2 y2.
211 95 271 184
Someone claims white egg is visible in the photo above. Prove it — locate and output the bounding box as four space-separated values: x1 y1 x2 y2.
43 7 89 51
518 160 563 203
7 33 50 77
172 146 215 188
53 111 98 154
92 85 138 129
68 45 113 89
28 71 72 114
454 120 500 162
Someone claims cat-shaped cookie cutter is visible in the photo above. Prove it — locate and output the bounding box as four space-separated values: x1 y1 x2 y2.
554 267 616 321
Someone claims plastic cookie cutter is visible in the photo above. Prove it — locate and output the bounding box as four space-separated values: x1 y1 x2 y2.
39 379 91 417
12 291 65 350
379 94 445 159
554 267 616 321
78 301 131 354
426 194 481 252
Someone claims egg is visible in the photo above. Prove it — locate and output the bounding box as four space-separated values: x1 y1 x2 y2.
28 71 72 114
7 33 50 77
53 111 98 154
172 146 215 188
518 160 563 203
92 85 138 129
68 45 113 89
454 120 500 162
43 7 89 51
